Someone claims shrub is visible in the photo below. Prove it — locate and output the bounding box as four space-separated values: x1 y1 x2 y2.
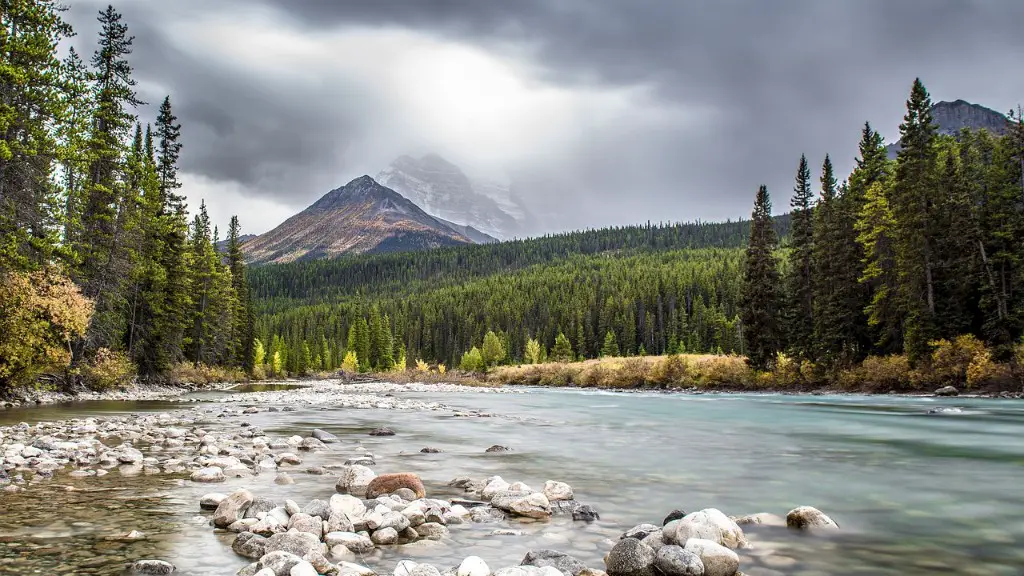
438 363 446 375
538 364 578 386
838 355 914 392
82 348 136 390
771 353 803 388
341 351 359 373
524 338 543 364
459 347 485 373
415 359 430 372
481 331 506 368
168 362 247 386
0 268 93 391
649 354 690 387
931 335 988 386
693 355 752 387
965 349 1011 389
617 357 650 387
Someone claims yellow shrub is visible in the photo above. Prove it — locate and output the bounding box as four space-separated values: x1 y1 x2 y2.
82 348 136 390
415 359 430 372
618 357 650 387
965 350 1011 389
438 363 446 375
341 351 359 373
931 335 988 386
649 354 690 387
693 356 752 387
168 362 247 386
838 355 913 392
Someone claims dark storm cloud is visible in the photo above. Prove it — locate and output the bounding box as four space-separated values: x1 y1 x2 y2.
63 1 1024 233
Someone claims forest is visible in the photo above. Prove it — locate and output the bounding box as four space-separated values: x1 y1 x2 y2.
253 80 1024 390
0 2 254 394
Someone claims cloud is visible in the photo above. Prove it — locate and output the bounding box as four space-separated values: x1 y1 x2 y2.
63 0 1024 234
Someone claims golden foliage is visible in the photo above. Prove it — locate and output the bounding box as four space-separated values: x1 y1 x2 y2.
930 335 988 386
168 362 247 386
415 359 430 372
0 268 93 389
81 348 136 390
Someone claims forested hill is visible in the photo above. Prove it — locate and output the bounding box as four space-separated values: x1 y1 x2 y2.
249 216 791 305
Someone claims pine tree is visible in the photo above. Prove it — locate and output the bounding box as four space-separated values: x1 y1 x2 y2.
226 215 252 368
600 330 620 357
551 331 573 363
784 155 814 359
354 316 371 371
891 79 939 363
378 313 395 370
481 330 506 368
740 185 782 370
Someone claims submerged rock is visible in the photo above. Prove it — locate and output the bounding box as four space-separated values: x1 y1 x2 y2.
522 549 587 576
369 427 395 436
130 560 176 575
786 506 839 530
934 386 959 397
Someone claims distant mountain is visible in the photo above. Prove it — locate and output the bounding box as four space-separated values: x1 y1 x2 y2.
214 233 256 252
887 100 1008 158
375 154 531 239
433 217 498 244
243 176 473 264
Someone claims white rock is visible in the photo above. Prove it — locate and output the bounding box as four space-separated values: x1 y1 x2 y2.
543 480 574 502
683 539 738 576
667 508 746 549
457 556 491 576
481 477 510 500
290 561 319 576
509 493 552 519
190 466 225 483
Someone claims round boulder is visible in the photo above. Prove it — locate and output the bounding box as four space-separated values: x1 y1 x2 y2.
682 539 737 576
543 481 574 502
605 537 656 576
213 489 255 528
786 506 838 530
130 560 176 575
654 545 704 576
457 556 490 576
265 531 322 557
366 473 426 499
666 509 746 549
232 532 268 560
522 550 587 576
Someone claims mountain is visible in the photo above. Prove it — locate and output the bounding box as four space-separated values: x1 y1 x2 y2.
433 217 498 244
375 154 531 239
243 176 473 264
214 233 256 252
887 100 1008 158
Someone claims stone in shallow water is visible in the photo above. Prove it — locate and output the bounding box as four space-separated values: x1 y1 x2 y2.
233 532 268 560
683 539 737 576
543 480 574 502
290 561 319 576
200 493 227 510
457 556 490 576
606 538 656 576
365 473 426 499
522 549 587 576
573 504 600 522
257 551 304 576
266 530 322 557
369 427 395 436
371 527 399 545
786 506 838 530
665 509 746 549
311 429 339 443
653 545 704 576
485 445 510 453
130 559 176 575
190 466 225 483
213 489 255 528
621 524 660 541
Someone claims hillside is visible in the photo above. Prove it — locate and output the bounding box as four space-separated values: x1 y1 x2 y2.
243 176 474 264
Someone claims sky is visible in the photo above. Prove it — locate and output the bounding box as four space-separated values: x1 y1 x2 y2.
64 0 1024 236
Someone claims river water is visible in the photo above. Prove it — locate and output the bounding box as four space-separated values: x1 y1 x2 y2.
1 387 1023 575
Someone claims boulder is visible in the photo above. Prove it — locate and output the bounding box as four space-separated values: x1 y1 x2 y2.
420 447 442 453
786 506 839 530
470 506 506 523
416 522 449 540
299 437 328 452
287 513 323 539
366 473 426 499
509 482 533 492
640 531 665 553
213 489 255 528
369 427 395 436
682 539 737 576
509 493 552 519
336 465 376 497
265 531 322 557
245 497 279 520
324 532 374 554
457 556 491 576
330 494 366 519
233 532 269 560
257 551 305 576
371 527 399 545
542 481 574 502
301 550 334 575
311 429 339 443
394 487 418 501
481 477 511 500
654 546 704 576
521 550 587 576
191 466 225 483
573 505 600 522
622 524 660 541
302 499 331 521
200 493 227 510
605 538 656 576
934 385 959 397
130 560 176 575
665 509 746 549
327 512 354 533
485 445 509 453
662 510 686 526
289 561 318 576
411 565 442 576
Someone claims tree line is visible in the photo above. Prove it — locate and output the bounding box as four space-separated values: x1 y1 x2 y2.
741 79 1024 373
1 2 253 392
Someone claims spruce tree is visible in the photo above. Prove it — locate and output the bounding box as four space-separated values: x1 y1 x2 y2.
600 330 620 357
551 331 573 362
740 185 781 370
783 155 814 360
892 79 939 363
227 215 252 368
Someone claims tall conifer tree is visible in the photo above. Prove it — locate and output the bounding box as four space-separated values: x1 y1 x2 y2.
784 155 814 359
740 185 781 370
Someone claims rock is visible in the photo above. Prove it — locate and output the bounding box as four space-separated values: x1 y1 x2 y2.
665 509 746 549
275 473 295 485
543 481 574 502
420 447 442 453
470 506 506 523
276 453 302 466
482 477 512 500
336 465 376 497
371 527 399 545
311 429 339 443
522 550 587 576
573 505 600 522
288 513 324 539
302 499 331 521
935 385 959 397
731 513 786 527
654 546 704 576
299 437 328 451
663 510 686 526
365 473 426 499
233 532 269 560
324 532 374 554
338 562 376 576
605 538 656 576
290 561 318 576
265 531 323 557
411 565 443 576
394 487 418 501
327 512 354 533
302 550 334 575
245 497 279 520
200 493 228 510
191 466 226 483
257 551 305 576
485 445 509 452
786 506 839 530
228 518 260 532
285 500 302 516
509 481 533 492
130 560 176 575
369 427 395 436
509 493 552 519
345 456 376 466
458 556 491 576
330 494 367 519
683 539 737 576
214 489 256 528
640 531 665 553
416 522 449 540
622 524 660 541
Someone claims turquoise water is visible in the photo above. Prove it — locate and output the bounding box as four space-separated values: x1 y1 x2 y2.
2 388 1023 575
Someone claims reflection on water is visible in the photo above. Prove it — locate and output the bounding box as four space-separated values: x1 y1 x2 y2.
2 389 1024 575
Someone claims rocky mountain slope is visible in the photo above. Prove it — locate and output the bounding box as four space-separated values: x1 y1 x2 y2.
243 176 474 264
375 154 530 239
887 100 1008 158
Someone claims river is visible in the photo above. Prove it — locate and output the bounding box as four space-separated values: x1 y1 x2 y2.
1 386 1022 575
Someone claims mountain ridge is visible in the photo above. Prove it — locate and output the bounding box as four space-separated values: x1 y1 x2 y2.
887 99 1008 158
